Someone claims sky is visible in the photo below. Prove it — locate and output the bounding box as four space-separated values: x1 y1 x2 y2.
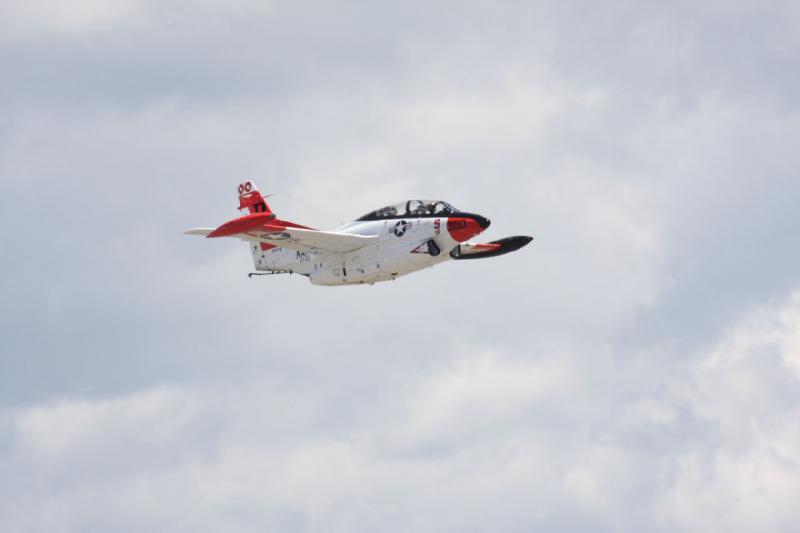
1 0 799 531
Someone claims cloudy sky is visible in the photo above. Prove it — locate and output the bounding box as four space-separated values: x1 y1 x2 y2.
1 0 800 531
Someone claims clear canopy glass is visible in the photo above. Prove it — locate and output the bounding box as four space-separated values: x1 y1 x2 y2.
357 200 458 221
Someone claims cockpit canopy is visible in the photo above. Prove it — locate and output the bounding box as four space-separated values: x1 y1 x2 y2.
357 200 459 221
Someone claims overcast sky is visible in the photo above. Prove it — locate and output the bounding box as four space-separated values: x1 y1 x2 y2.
1 1 800 531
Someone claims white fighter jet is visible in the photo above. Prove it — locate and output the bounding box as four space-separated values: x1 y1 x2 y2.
186 181 532 286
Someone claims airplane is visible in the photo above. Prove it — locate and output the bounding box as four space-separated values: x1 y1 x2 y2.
186 181 533 286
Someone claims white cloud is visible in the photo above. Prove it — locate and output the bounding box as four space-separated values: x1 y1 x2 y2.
16 386 201 465
623 397 678 428
395 350 578 448
4 287 800 533
777 293 800 381
563 445 630 511
2 1 800 532
0 0 141 39
661 291 800 532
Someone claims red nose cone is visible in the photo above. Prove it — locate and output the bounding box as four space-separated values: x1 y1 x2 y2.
447 217 485 242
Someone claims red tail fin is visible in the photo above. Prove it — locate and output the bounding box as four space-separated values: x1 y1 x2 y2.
237 181 273 215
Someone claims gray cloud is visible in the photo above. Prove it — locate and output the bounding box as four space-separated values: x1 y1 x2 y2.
1 0 799 531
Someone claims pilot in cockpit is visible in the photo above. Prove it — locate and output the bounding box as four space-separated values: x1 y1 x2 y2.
377 206 397 218
410 202 429 216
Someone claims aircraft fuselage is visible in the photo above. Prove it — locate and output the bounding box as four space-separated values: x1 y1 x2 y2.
251 216 486 285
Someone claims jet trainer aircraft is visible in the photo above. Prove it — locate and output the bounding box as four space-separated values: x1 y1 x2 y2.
186 181 533 286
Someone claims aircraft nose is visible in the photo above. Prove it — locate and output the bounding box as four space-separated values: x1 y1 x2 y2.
455 212 490 230
447 213 491 242
461 213 492 231
475 214 491 230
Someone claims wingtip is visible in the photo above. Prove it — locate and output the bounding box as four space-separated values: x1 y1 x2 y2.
184 228 214 237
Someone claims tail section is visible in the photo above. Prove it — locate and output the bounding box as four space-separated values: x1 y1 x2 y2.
186 180 319 260
237 180 273 215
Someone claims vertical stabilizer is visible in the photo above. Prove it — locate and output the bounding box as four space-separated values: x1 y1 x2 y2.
237 181 272 215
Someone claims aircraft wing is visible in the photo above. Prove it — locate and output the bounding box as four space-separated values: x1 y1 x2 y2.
185 213 377 253
244 226 376 253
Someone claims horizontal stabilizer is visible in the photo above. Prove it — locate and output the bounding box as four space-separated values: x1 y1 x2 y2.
185 228 214 236
206 212 277 238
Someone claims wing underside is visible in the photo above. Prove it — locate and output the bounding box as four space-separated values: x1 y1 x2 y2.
241 227 376 253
